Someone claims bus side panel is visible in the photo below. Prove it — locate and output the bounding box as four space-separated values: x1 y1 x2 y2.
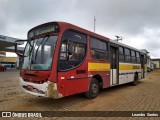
87 71 110 88
57 60 90 97
88 62 111 88
57 72 67 97
144 65 147 78
57 73 90 97
102 71 110 88
119 63 142 84
66 78 90 96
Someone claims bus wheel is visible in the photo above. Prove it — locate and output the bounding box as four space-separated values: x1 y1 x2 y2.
131 73 138 86
85 78 99 99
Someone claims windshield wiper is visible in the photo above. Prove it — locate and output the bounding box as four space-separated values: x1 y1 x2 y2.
28 39 36 60
28 38 33 47
34 35 50 61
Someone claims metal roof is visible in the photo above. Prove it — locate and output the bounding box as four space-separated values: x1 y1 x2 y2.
0 35 24 52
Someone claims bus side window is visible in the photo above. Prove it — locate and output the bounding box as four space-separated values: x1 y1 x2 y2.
90 37 108 60
60 39 68 60
124 48 131 63
136 52 140 64
59 30 87 71
119 47 124 62
131 50 136 63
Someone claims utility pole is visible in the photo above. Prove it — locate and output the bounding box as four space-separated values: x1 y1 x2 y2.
94 16 96 32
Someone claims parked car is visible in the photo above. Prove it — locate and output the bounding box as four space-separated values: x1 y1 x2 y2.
147 67 153 72
0 64 6 72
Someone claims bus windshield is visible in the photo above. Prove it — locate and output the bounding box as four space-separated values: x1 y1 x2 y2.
22 36 58 70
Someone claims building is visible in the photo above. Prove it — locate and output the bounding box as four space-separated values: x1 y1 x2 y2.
0 35 25 69
140 49 151 68
0 56 18 68
0 51 6 61
151 59 160 69
0 51 6 57
150 61 156 69
0 51 6 64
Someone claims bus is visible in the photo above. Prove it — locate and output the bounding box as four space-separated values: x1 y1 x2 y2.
15 22 147 99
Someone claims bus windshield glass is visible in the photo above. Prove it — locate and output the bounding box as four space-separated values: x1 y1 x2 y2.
22 36 58 70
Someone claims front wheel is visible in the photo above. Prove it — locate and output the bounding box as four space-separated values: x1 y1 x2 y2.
85 78 99 99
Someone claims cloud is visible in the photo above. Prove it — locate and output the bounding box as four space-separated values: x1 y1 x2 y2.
79 0 160 36
0 0 160 57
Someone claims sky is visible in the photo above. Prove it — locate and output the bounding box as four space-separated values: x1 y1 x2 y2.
0 0 160 58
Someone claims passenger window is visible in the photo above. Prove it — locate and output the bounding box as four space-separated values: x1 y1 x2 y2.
119 47 124 54
119 47 125 62
131 50 136 63
59 30 87 71
60 39 68 60
136 52 140 63
124 48 131 63
125 48 130 56
90 37 108 60
131 50 136 57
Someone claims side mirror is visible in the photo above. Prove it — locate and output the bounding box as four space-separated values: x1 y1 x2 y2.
14 40 26 57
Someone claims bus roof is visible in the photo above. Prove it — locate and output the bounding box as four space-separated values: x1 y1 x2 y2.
28 21 110 42
110 39 146 54
29 21 146 54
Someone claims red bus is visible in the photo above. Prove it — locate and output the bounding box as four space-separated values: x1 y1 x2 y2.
15 22 147 99
0 64 6 72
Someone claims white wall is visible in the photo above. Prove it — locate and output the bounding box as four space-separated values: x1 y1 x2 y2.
152 61 160 69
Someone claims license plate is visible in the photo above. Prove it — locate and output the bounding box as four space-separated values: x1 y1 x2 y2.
27 85 33 90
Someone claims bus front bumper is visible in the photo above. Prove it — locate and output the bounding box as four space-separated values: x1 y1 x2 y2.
19 77 63 99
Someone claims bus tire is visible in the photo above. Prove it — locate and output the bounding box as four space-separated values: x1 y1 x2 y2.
131 73 138 86
85 78 99 99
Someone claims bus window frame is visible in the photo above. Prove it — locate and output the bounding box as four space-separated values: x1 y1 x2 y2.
131 50 136 63
27 22 60 39
90 36 109 61
21 35 59 71
136 51 140 64
119 46 125 62
124 48 131 63
58 29 88 72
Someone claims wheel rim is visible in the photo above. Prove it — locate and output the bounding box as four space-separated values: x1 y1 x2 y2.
91 84 98 94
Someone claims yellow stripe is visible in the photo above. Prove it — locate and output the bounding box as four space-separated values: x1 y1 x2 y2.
119 64 141 70
144 65 147 71
88 63 143 71
88 62 110 71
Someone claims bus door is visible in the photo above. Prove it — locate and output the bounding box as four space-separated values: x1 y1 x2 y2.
110 45 119 85
141 54 145 78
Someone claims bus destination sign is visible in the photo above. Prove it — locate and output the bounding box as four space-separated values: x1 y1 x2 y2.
37 27 56 35
28 24 59 38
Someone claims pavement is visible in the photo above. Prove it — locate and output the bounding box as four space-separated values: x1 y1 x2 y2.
0 69 160 120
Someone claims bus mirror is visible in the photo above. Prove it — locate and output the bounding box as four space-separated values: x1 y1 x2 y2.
14 40 26 57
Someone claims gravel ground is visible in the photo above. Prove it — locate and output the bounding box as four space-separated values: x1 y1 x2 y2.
0 69 160 120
